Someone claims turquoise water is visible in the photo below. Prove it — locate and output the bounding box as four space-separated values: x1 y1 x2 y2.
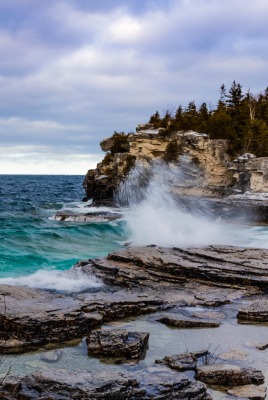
0 175 126 291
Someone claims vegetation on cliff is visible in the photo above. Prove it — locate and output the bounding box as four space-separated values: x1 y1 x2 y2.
149 82 268 157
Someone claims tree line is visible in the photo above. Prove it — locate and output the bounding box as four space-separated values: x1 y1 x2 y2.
148 82 268 157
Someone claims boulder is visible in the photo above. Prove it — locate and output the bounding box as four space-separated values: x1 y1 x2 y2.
155 351 208 371
196 364 264 386
86 328 149 360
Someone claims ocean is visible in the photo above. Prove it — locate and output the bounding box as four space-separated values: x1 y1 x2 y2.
0 175 126 291
1 171 268 293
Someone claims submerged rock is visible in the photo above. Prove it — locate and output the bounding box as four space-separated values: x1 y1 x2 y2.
227 384 266 399
1 368 212 399
86 328 149 361
218 349 248 361
237 300 268 322
196 364 264 387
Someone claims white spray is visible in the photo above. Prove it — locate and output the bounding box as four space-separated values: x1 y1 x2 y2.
116 160 238 247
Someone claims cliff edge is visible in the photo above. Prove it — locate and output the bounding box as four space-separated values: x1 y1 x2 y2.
83 125 268 205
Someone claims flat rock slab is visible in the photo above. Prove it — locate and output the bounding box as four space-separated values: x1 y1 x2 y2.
227 384 266 399
196 364 264 387
53 210 121 222
237 300 268 322
86 328 149 360
219 349 248 361
77 245 268 290
1 368 212 399
157 315 220 328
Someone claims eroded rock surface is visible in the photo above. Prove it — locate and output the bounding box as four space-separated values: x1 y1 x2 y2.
77 245 268 290
86 328 149 361
0 368 212 399
156 351 207 371
196 364 264 387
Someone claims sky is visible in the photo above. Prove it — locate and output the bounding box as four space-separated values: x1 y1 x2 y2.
0 0 268 174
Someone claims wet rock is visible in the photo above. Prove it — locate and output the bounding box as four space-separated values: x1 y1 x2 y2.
219 349 248 361
53 210 121 222
196 364 264 386
227 384 266 399
157 315 220 328
86 328 149 360
256 342 268 350
0 285 171 353
237 300 268 322
0 368 212 399
155 351 207 371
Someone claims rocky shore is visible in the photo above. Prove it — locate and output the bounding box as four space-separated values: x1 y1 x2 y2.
1 245 268 398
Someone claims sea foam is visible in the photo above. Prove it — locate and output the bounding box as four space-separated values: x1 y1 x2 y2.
0 268 102 292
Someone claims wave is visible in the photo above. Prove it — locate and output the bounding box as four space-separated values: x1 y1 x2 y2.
0 268 103 293
118 161 268 248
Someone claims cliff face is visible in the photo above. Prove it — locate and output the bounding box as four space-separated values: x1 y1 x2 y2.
83 127 268 204
83 129 234 203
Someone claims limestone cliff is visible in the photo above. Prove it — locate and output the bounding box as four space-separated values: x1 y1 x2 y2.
83 126 268 204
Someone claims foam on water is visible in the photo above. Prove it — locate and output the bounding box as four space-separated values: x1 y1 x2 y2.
0 268 102 292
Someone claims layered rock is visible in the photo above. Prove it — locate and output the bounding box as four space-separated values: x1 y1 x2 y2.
86 328 149 361
83 130 234 203
196 364 264 386
237 299 268 322
77 245 268 290
0 368 212 399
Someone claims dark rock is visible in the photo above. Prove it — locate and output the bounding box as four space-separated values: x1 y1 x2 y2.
53 210 121 222
155 351 208 371
86 328 149 361
0 368 212 399
157 315 220 328
237 300 268 322
196 364 264 387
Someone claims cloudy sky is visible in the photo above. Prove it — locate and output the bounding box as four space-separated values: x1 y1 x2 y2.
0 0 267 174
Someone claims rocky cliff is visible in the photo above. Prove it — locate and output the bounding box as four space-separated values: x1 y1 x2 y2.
83 125 268 204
